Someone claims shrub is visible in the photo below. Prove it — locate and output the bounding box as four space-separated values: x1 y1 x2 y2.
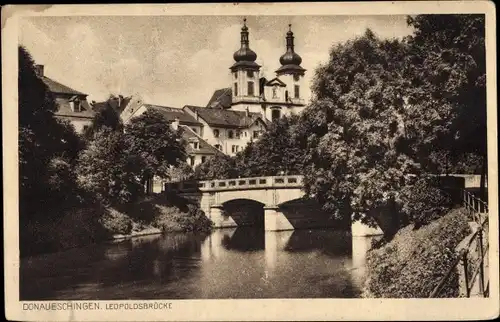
399 176 453 228
99 208 133 235
176 204 214 232
364 208 471 298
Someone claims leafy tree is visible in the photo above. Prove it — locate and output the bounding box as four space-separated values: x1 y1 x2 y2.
125 109 186 192
83 98 123 140
406 14 486 196
18 46 83 218
166 162 195 182
301 30 425 239
235 115 306 177
76 128 144 205
194 153 237 180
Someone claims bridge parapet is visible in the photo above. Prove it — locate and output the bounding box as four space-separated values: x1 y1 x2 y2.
165 175 304 193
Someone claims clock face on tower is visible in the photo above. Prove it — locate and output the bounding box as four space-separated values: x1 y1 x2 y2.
293 74 300 82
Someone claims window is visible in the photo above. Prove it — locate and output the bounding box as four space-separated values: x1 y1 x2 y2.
272 86 278 98
228 130 234 139
236 131 241 139
201 156 207 163
253 131 260 138
191 142 199 150
189 157 195 166
294 85 300 98
247 70 254 78
244 131 247 137
215 144 222 151
234 72 238 79
232 145 239 153
234 83 238 96
213 129 220 138
272 109 281 122
285 90 289 101
247 81 254 96
293 74 300 82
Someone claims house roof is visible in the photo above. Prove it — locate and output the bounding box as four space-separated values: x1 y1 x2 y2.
42 76 87 96
184 105 267 129
91 96 132 115
53 97 95 119
179 125 222 155
206 87 232 109
144 104 202 125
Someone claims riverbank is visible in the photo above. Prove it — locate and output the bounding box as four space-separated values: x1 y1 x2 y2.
362 207 471 298
20 193 214 258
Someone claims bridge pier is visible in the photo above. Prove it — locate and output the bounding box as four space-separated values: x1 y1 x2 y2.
264 206 294 232
209 205 237 228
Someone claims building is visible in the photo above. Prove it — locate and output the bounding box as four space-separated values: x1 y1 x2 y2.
207 19 308 122
119 97 221 166
35 64 95 133
182 105 269 156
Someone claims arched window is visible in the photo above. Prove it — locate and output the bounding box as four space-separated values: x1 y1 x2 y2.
271 108 281 122
228 130 234 139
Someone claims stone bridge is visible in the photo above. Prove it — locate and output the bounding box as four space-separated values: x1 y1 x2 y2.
164 175 381 235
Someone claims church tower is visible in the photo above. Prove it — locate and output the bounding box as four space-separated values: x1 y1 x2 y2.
230 19 262 113
275 24 306 115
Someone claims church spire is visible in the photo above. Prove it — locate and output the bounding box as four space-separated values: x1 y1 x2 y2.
231 17 260 72
276 24 305 76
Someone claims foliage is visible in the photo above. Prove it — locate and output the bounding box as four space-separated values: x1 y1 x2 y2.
166 162 195 182
18 46 84 220
364 208 471 298
83 99 124 140
177 204 214 232
76 128 144 205
99 208 133 235
398 176 453 228
125 109 186 184
194 153 237 180
300 30 421 237
235 115 307 176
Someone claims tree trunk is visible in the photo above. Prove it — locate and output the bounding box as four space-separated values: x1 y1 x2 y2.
368 200 400 241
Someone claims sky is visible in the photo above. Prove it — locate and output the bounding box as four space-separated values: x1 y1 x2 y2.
19 15 414 107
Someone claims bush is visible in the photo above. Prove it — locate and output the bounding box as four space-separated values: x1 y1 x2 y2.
364 208 471 298
99 208 133 235
177 204 214 232
399 177 453 228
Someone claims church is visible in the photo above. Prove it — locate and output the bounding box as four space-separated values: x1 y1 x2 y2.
207 18 308 121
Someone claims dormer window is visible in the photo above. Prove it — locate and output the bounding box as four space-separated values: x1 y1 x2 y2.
70 96 81 112
190 142 199 150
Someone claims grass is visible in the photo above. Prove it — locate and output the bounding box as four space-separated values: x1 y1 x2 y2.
363 207 472 298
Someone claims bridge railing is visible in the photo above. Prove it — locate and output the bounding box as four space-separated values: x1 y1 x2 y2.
164 175 304 193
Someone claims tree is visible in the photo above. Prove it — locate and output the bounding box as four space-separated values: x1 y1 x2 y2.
18 46 83 218
235 115 307 177
83 98 123 140
406 14 486 197
166 162 195 182
194 153 237 180
301 30 430 239
125 109 186 193
76 128 144 205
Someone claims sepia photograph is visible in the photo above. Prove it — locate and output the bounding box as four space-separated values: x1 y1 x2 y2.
3 2 498 321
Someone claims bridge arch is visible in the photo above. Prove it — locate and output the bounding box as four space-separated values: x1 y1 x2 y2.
221 199 265 227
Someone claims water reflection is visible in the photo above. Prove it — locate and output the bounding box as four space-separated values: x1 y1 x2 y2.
21 227 372 300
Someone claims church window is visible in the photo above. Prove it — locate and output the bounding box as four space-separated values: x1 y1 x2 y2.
247 70 254 78
228 130 234 139
247 81 254 96
272 109 281 122
234 83 238 96
213 129 220 138
294 85 300 98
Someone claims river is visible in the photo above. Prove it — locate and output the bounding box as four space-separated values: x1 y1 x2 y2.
20 228 374 300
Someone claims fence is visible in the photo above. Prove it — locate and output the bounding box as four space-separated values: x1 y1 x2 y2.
429 190 489 298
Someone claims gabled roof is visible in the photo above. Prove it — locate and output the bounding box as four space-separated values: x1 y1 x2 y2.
144 104 202 125
42 76 87 96
179 125 222 155
184 105 267 129
206 87 232 109
265 77 287 87
91 96 132 115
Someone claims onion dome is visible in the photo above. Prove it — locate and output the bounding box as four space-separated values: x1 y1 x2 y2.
231 18 260 71
276 24 306 75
